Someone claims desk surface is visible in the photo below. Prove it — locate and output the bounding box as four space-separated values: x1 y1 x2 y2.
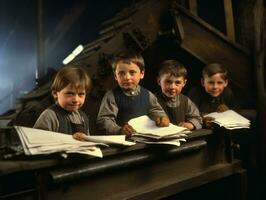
0 128 248 200
0 129 212 176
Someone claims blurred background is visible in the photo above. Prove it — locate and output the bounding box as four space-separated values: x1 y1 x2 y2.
0 0 134 115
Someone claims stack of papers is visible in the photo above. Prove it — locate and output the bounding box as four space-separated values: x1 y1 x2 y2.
83 135 136 146
15 126 104 158
204 110 250 130
128 115 190 147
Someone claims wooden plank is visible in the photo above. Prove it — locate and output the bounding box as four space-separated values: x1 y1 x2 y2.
45 160 245 200
189 0 198 16
176 5 252 97
45 143 209 200
129 161 246 200
224 0 235 41
253 0 266 185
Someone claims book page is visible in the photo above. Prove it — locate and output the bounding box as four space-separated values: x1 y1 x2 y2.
204 110 250 129
84 135 136 146
14 126 104 157
128 115 190 138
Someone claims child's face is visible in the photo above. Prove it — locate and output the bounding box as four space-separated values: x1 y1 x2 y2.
114 61 144 91
158 74 186 98
201 73 228 97
52 84 86 112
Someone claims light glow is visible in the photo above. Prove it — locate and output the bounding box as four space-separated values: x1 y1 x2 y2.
72 45 84 55
62 44 83 65
62 54 75 65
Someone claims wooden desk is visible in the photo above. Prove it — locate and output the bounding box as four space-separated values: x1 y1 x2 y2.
0 129 247 200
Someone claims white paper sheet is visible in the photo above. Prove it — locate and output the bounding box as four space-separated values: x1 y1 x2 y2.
128 115 190 139
204 110 250 129
15 126 104 157
83 135 136 146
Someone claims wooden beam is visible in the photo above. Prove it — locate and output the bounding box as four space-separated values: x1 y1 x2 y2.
224 0 235 41
176 5 252 97
177 0 186 7
253 0 266 183
189 0 198 16
36 0 45 81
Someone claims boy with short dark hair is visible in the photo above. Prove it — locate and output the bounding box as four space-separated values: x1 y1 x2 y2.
156 60 202 130
97 51 169 135
188 63 236 128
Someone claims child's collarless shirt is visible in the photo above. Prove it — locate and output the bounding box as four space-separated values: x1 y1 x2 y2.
97 85 167 134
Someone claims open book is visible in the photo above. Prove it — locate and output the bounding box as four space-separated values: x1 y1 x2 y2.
204 110 250 129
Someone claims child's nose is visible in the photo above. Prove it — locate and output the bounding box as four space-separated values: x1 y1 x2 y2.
213 83 218 88
169 83 175 88
72 95 78 102
125 72 131 79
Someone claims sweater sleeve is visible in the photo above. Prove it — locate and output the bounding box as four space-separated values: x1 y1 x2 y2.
96 90 121 134
33 108 59 132
147 91 168 119
185 97 203 130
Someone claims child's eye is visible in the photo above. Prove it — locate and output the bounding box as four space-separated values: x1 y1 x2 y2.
118 71 125 76
129 70 137 75
208 81 215 84
65 92 75 96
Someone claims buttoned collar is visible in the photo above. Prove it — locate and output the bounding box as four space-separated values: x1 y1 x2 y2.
122 85 141 96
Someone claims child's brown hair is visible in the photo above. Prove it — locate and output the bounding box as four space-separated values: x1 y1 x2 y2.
202 63 228 80
51 66 92 94
158 60 187 79
111 51 145 72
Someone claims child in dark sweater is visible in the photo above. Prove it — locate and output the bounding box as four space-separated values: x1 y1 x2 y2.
97 51 169 135
188 63 236 128
34 66 92 141
156 60 202 130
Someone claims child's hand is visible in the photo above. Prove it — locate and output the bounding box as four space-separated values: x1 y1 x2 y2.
120 124 136 136
178 122 194 130
73 132 87 141
217 104 229 112
203 116 215 129
155 116 170 127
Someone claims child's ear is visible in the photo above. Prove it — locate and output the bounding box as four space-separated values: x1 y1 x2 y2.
51 90 58 99
114 73 118 81
157 77 161 86
183 79 187 86
224 79 228 87
140 70 145 79
201 78 205 87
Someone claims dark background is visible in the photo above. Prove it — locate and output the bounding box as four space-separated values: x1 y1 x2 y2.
0 0 134 114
